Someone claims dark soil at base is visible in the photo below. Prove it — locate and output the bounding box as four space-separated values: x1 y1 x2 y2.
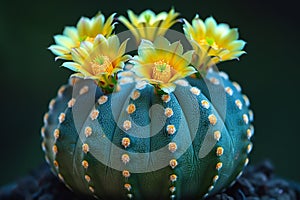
0 161 299 200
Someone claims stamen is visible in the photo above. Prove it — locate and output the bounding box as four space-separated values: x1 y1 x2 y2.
90 55 112 75
152 60 172 82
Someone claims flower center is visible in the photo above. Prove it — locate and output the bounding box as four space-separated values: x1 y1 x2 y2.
199 37 220 50
85 37 94 43
152 60 172 83
143 13 152 24
77 37 95 47
90 55 113 75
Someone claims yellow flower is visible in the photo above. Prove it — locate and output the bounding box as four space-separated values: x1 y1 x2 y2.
183 15 246 71
62 35 131 83
49 12 116 60
132 36 196 93
118 8 179 44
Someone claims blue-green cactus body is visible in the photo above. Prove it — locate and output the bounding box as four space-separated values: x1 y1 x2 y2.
41 70 253 199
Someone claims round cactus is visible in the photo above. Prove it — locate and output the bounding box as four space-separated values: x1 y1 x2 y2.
42 9 254 199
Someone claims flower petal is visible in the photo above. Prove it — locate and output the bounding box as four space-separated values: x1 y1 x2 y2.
219 28 239 45
137 39 156 63
77 17 91 39
227 40 246 51
117 38 130 57
48 45 69 56
170 41 183 55
70 72 85 78
161 8 179 27
132 63 152 79
119 9 179 44
102 13 116 36
221 50 246 61
118 15 141 42
184 15 246 71
63 26 79 42
80 41 93 51
192 15 206 38
90 14 105 37
55 54 72 61
169 66 196 82
62 62 82 72
107 35 120 56
205 17 217 37
71 47 90 65
54 35 76 49
128 10 140 26
160 82 176 93
172 50 193 71
153 36 170 51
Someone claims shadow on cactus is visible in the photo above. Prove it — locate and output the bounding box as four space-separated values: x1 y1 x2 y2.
43 8 254 199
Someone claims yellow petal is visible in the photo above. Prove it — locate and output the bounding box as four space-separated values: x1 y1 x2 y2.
169 66 196 83
112 54 129 69
205 17 217 38
71 47 90 65
107 35 120 57
192 15 206 38
137 39 156 63
54 35 76 49
62 62 82 72
182 50 194 63
139 10 156 24
214 23 229 41
102 13 116 36
170 41 183 55
184 15 246 71
119 9 179 44
160 8 179 29
132 63 153 79
94 34 109 54
221 50 246 61
153 36 170 51
63 27 79 42
172 50 193 71
128 10 139 26
55 54 72 61
77 17 91 40
183 19 194 40
219 28 239 46
160 82 176 93
90 14 104 37
70 72 85 78
79 41 93 52
48 45 69 56
117 38 130 57
155 12 168 23
227 40 246 51
118 15 141 42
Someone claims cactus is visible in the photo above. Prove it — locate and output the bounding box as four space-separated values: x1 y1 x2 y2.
42 9 254 199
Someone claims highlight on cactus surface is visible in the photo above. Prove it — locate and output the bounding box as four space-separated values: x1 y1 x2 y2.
42 8 253 200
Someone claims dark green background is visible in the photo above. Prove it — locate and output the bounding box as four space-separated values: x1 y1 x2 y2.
1 0 299 186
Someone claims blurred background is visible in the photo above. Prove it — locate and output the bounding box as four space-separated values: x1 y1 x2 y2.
0 0 299 186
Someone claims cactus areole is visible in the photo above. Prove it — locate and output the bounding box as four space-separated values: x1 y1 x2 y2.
43 9 253 199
